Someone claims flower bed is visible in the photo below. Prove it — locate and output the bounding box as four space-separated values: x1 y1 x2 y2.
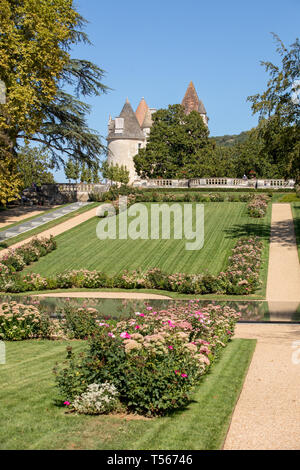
0 237 56 292
54 303 240 416
247 194 269 217
0 237 263 295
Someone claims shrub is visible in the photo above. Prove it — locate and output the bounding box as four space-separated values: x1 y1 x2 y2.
247 194 269 217
0 301 42 340
60 305 99 339
54 303 240 416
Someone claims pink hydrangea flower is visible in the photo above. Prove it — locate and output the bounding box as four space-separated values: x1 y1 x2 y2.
181 373 188 378
134 325 140 330
108 333 115 338
168 345 174 350
120 332 131 339
64 401 70 406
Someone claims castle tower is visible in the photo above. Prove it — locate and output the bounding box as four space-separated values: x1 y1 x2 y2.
107 98 146 183
181 81 208 126
135 97 149 127
141 107 153 137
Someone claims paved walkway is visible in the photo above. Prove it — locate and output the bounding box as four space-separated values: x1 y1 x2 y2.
0 206 58 229
224 323 300 450
0 204 99 257
266 203 300 302
0 202 90 242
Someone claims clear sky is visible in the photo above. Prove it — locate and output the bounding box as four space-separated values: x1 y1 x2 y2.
55 0 299 181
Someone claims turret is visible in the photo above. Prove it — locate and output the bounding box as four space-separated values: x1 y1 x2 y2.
106 99 146 183
181 81 208 126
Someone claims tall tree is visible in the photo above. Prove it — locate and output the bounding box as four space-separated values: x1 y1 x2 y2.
247 34 300 181
134 104 213 179
65 157 76 183
101 162 129 185
17 145 55 189
0 0 108 203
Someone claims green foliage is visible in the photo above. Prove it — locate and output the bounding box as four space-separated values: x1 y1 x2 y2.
80 163 92 183
17 145 55 189
64 158 80 183
60 306 99 339
133 104 213 179
102 161 129 185
0 0 108 197
247 34 300 182
213 131 250 147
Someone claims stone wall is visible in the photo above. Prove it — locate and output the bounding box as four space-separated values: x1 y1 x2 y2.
21 183 108 205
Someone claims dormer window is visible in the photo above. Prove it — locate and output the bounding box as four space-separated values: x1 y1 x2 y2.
115 118 124 134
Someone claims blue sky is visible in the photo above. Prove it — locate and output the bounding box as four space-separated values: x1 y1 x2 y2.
55 0 299 181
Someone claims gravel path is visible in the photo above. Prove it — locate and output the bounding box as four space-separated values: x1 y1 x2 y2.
35 292 171 299
266 203 300 301
223 323 300 450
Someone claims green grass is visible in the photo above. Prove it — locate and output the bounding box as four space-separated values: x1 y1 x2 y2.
277 193 300 203
0 202 100 250
0 338 256 450
292 202 300 261
26 202 271 278
0 203 71 233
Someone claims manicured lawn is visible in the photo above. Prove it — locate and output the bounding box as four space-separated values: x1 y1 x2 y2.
0 338 256 450
26 202 271 278
292 202 300 261
0 202 100 250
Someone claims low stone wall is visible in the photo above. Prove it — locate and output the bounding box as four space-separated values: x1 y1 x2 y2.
55 183 108 202
21 183 108 205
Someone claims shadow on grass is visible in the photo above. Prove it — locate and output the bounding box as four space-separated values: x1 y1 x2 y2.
224 223 271 240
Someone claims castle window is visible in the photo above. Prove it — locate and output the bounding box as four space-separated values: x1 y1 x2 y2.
115 117 124 134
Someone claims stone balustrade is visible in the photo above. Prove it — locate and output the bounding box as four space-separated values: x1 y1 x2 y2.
133 178 295 189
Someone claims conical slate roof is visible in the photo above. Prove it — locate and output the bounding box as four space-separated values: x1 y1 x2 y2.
135 97 148 127
141 107 153 129
108 99 145 141
198 100 207 114
181 81 207 115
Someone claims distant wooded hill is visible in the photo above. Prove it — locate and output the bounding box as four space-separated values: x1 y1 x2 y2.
211 131 249 147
